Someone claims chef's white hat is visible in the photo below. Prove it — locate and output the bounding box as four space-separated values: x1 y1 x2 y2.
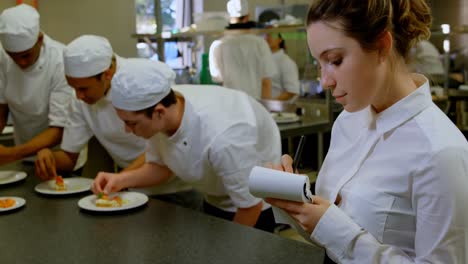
64 35 113 78
227 0 249 17
111 58 176 111
0 4 40 52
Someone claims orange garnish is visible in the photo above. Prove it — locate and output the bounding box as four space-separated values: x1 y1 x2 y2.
0 198 16 208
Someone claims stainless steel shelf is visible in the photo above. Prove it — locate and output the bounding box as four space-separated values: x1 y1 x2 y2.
132 25 306 40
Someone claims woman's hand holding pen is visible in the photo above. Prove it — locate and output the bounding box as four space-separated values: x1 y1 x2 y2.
265 154 331 234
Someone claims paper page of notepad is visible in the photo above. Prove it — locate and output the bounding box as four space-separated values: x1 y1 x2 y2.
248 166 313 203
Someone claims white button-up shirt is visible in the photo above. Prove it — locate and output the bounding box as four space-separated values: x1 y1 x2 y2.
0 35 73 145
146 85 282 212
209 35 277 99
311 74 468 263
61 57 190 195
271 49 300 99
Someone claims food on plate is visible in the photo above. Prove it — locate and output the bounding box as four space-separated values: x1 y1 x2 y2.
55 176 66 191
0 198 16 208
95 193 123 207
271 112 300 123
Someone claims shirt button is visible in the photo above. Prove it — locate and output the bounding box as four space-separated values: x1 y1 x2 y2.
183 141 187 146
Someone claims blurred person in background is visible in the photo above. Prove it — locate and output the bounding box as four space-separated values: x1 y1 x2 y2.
265 33 300 101
209 0 277 100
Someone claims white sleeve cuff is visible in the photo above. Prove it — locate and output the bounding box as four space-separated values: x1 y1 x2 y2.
311 204 364 260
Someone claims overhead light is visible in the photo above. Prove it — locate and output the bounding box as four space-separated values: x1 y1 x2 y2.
161 31 172 38
443 39 450 53
441 24 450 34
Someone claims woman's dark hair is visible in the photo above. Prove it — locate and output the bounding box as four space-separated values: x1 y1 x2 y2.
306 0 432 60
136 89 177 118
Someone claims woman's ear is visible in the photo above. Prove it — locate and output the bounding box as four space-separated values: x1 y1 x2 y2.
377 30 393 62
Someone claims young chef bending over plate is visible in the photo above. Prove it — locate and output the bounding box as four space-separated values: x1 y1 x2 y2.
266 0 468 263
0 4 85 168
34 35 198 209
92 59 282 232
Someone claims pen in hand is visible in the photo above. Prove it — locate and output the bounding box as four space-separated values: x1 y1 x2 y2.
292 135 306 172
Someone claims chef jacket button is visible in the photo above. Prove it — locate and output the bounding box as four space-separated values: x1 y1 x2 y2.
183 141 187 146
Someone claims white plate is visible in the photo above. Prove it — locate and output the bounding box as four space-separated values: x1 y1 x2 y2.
0 171 27 185
0 196 26 212
34 177 94 195
78 192 149 212
271 112 300 124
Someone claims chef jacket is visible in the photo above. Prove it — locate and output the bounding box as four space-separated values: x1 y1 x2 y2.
209 34 277 99
271 49 300 99
0 34 73 145
61 56 191 195
408 40 444 77
146 85 282 212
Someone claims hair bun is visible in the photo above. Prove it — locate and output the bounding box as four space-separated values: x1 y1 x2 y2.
391 0 432 58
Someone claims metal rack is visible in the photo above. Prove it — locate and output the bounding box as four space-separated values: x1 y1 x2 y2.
133 25 306 62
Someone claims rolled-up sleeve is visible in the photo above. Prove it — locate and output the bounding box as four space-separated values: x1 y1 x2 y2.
311 147 468 263
209 124 262 209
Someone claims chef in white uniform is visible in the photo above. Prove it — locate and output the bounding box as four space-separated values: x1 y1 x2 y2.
0 4 77 166
91 59 281 232
34 35 198 208
264 33 300 101
209 0 277 100
408 40 444 85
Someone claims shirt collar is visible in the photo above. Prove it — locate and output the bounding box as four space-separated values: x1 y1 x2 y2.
275 49 284 55
370 74 432 134
168 95 197 143
21 40 46 73
102 86 113 104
